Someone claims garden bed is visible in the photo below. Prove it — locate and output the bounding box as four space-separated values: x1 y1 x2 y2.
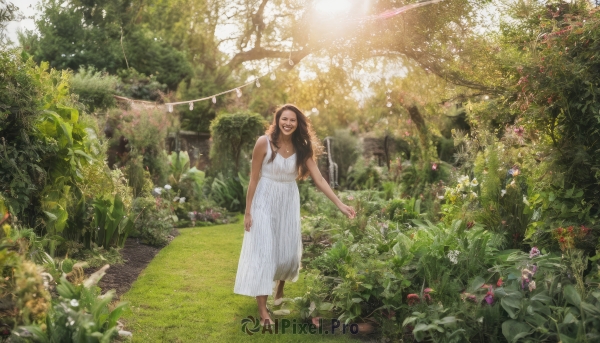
85 230 179 298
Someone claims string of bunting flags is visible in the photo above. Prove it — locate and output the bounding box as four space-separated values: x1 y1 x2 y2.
112 0 445 112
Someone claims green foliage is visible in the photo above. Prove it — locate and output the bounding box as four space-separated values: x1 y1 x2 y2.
130 194 175 247
20 0 192 90
115 68 167 101
109 107 171 187
0 224 50 328
209 111 267 175
514 6 600 215
402 307 463 342
331 130 360 187
17 267 128 343
91 194 134 250
0 51 100 241
70 67 118 113
346 157 382 190
0 50 50 219
209 173 248 212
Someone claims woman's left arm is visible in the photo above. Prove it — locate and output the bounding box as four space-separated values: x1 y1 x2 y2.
306 157 356 219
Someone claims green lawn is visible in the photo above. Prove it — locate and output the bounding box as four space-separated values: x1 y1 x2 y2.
120 222 358 342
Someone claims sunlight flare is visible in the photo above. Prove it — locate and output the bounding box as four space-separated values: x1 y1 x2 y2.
315 0 352 15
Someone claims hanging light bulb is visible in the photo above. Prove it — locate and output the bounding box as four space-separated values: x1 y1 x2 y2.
386 102 392 108
212 96 216 104
256 79 261 87
289 59 294 66
236 88 242 97
324 99 329 105
270 73 276 80
387 95 391 100
189 102 194 111
312 107 318 113
167 104 173 113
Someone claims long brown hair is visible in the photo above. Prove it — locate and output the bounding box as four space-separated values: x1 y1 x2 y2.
266 104 322 180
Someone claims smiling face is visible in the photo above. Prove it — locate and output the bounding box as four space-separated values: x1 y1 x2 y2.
278 109 298 136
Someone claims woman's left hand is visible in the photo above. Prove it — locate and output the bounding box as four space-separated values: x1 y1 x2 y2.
338 203 356 219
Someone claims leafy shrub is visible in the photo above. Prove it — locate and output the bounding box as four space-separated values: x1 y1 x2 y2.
17 266 128 343
109 107 171 186
130 195 175 247
115 68 166 101
514 6 600 215
330 129 360 187
166 151 205 207
0 51 101 242
346 157 382 190
70 67 117 113
91 194 134 250
0 224 50 328
209 111 267 176
209 173 248 212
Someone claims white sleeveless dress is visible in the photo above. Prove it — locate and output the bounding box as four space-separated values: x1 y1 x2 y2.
233 135 302 297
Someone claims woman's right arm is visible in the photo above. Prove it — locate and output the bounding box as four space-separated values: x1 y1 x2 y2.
244 136 268 232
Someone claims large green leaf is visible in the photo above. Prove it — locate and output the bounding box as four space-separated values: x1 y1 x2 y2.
55 103 79 123
501 292 523 319
502 320 532 342
563 285 581 308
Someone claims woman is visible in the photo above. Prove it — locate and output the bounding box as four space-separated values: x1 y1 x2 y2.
234 104 356 327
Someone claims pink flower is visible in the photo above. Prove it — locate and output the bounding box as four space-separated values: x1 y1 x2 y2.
497 278 503 287
432 163 438 171
514 126 525 136
407 294 420 306
529 247 540 258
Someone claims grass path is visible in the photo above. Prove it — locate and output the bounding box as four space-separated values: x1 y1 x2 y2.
120 222 357 342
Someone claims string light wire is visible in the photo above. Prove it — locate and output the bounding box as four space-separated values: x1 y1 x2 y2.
112 0 445 110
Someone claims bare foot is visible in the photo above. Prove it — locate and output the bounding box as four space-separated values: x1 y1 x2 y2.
260 312 272 327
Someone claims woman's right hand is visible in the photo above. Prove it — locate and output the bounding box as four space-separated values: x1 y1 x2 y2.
244 213 253 232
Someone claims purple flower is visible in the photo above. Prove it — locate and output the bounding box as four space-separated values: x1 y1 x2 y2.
529 247 540 258
514 126 525 136
531 265 538 274
484 292 494 305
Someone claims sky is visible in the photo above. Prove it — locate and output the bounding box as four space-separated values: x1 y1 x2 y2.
5 0 39 44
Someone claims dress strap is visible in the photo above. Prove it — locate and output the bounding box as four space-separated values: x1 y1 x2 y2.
265 135 271 153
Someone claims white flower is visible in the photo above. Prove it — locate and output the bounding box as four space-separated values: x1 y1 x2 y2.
164 184 172 190
470 178 479 187
173 197 180 202
437 195 445 200
458 175 469 184
447 250 460 264
70 299 79 307
523 195 530 206
179 197 186 204
154 187 162 195
462 193 467 199
501 189 506 197
470 191 478 199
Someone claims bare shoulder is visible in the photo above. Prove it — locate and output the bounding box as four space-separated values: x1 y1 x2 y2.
253 135 268 155
306 156 319 170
